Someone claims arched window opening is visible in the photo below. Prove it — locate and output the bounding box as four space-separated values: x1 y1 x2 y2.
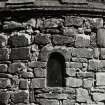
47 52 66 87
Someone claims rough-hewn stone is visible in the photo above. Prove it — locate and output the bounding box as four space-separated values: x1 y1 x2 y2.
8 62 26 74
96 73 105 86
0 92 10 104
31 78 45 88
12 91 29 104
8 33 31 47
52 35 74 46
76 88 91 102
10 47 31 60
72 48 93 58
0 48 9 61
66 68 76 77
34 33 50 45
66 77 82 87
19 79 28 90
75 34 90 47
65 16 83 27
0 64 8 73
0 78 11 89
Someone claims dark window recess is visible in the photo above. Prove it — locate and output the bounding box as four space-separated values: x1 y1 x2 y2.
47 52 66 87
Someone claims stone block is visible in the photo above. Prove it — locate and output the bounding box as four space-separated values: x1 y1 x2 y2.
37 99 59 105
10 47 31 60
8 33 31 47
63 27 77 36
52 35 74 46
0 34 8 48
77 72 94 78
83 78 94 88
31 78 45 88
25 18 36 28
0 48 9 61
19 79 28 90
63 99 75 105
0 92 10 104
88 59 101 71
69 62 82 69
100 48 105 59
75 34 90 47
72 57 88 63
8 62 26 74
21 71 34 79
93 48 100 59
92 93 105 102
12 91 29 104
66 68 76 77
44 18 63 28
0 78 11 89
34 33 50 45
76 88 91 102
3 21 24 30
72 48 93 58
36 18 43 28
28 61 46 68
65 16 83 27
96 72 105 86
0 64 8 73
66 77 82 87
34 68 46 77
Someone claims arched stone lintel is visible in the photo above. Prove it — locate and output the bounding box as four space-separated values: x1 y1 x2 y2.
40 45 72 62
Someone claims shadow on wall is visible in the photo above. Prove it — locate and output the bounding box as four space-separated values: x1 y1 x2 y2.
47 52 66 87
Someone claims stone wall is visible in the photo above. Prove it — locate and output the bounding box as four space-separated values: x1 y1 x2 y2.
0 15 105 105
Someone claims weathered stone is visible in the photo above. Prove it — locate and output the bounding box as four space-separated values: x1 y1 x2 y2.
92 93 105 102
96 72 105 86
0 48 9 61
34 33 50 45
52 35 74 46
69 62 82 69
66 68 76 77
31 78 45 88
0 34 8 48
21 71 34 79
83 78 94 88
25 18 36 28
72 57 88 63
46 29 61 34
93 48 100 59
63 27 77 36
66 77 82 87
28 61 46 68
37 93 68 99
97 28 105 47
44 18 63 28
37 99 59 105
100 48 105 59
36 18 43 28
82 63 88 71
12 91 29 104
86 102 104 105
77 72 94 78
19 79 28 90
76 88 91 102
3 21 24 30
0 78 11 89
34 68 46 77
63 99 75 105
0 64 8 73
61 0 86 3
88 59 100 71
0 73 12 78
29 90 35 103
10 47 31 60
8 62 26 74
8 33 31 47
65 16 83 27
75 34 90 47
0 92 10 104
72 48 93 58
